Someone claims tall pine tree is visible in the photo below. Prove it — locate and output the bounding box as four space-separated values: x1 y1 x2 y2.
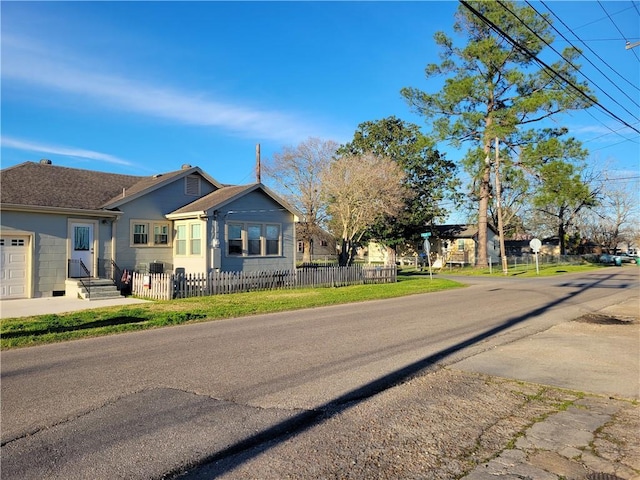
402 1 593 266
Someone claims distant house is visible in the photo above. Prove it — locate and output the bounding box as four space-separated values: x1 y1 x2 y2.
427 224 500 267
295 224 337 263
504 239 532 257
0 160 299 299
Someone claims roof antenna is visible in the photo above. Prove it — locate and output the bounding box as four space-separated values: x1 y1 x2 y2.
256 143 261 184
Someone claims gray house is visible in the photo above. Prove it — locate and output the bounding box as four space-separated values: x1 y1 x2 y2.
0 160 299 299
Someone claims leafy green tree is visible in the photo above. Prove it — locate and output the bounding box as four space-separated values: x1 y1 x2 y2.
402 1 594 266
337 117 458 253
533 161 598 254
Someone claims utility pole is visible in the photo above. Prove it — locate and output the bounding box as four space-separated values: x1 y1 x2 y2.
256 143 261 183
494 137 509 275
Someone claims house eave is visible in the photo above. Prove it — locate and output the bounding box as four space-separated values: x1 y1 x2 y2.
165 211 207 220
0 203 122 218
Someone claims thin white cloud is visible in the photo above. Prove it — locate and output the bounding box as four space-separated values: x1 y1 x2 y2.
1 136 133 166
1 34 323 143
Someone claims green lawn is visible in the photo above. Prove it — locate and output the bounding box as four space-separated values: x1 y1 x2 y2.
0 275 464 349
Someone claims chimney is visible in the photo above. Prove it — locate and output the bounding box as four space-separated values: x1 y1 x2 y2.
256 144 261 183
40 159 52 165
181 164 192 170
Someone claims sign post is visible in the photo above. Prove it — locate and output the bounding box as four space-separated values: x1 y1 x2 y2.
421 233 433 280
529 238 542 275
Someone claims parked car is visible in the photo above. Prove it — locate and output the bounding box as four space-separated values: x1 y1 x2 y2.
617 254 637 264
599 254 615 264
600 253 636 265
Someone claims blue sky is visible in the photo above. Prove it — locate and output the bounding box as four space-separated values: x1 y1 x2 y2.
2 1 639 197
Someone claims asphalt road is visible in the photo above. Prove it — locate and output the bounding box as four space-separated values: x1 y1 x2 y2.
1 268 638 479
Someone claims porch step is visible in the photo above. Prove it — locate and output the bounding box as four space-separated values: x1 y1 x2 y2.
65 278 123 300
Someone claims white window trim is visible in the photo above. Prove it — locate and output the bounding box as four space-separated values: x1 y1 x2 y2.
225 222 282 257
130 220 172 247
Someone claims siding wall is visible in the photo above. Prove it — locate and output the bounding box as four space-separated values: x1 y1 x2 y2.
114 174 217 274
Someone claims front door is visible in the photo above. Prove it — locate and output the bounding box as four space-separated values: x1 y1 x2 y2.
71 223 94 277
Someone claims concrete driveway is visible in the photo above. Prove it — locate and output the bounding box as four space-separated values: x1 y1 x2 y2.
0 296 150 319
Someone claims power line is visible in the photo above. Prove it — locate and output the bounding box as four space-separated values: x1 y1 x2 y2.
561 3 637 33
579 108 639 144
578 122 640 146
458 0 640 135
557 37 640 42
537 1 640 93
597 0 640 61
521 1 640 144
501 0 640 117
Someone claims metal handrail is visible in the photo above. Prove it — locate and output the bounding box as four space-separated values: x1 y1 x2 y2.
68 259 91 299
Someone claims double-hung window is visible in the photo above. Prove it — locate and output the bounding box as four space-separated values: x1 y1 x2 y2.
175 225 187 255
247 224 262 256
265 225 280 255
133 224 148 245
190 224 201 255
228 224 243 255
154 224 169 245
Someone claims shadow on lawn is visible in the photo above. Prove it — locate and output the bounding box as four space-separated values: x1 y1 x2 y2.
1 316 148 338
1 312 207 339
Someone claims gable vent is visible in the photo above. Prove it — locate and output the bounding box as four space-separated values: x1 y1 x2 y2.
185 175 200 196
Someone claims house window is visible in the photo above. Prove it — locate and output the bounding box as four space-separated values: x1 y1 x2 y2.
247 224 261 255
133 224 148 245
266 225 280 255
190 223 201 255
320 239 328 247
226 222 281 257
185 175 200 196
228 224 243 255
131 220 171 247
297 241 304 253
457 239 465 250
176 225 187 255
154 224 169 245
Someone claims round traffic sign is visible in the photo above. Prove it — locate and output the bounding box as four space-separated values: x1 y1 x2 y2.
529 238 542 253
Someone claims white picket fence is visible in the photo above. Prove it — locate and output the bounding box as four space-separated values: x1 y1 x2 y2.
131 265 397 300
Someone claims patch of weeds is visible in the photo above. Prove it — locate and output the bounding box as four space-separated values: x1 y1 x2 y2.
152 311 207 326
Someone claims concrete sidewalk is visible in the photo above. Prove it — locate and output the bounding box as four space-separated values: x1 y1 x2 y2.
0 296 150 319
456 297 640 480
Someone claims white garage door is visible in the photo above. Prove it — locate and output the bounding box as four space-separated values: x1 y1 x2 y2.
1 236 29 299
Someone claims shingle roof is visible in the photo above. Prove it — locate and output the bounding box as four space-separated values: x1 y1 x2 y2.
432 224 479 238
430 224 498 238
169 184 257 215
0 162 145 210
0 162 209 211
